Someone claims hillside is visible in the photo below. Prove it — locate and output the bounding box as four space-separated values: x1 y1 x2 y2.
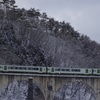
0 1 97 100
0 6 100 68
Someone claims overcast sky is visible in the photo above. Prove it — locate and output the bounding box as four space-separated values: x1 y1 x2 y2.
16 0 100 43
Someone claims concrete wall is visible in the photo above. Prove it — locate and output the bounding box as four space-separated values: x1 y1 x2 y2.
0 74 99 100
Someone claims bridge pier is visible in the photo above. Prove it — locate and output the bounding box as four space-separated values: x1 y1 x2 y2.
27 77 33 100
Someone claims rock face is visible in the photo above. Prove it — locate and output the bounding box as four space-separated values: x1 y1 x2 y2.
0 81 45 100
54 81 96 100
29 27 92 68
0 20 98 67
0 20 47 66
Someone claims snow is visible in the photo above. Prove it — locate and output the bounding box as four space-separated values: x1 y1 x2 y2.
0 81 28 100
0 80 45 100
54 81 96 100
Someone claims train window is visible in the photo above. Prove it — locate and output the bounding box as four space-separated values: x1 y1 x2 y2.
28 67 38 70
15 67 18 69
55 68 60 71
62 69 64 71
40 68 42 71
97 70 100 73
31 68 38 70
61 69 70 71
31 68 34 70
66 69 70 71
52 68 54 72
28 67 32 70
23 67 26 70
62 69 66 71
17 67 20 69
72 69 80 72
34 68 39 70
8 66 11 69
25 67 28 70
4 66 7 70
19 67 22 69
21 67 23 70
10 67 14 69
86 69 88 73
0 66 2 68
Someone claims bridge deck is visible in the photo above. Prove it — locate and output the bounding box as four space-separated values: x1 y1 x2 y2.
0 73 100 78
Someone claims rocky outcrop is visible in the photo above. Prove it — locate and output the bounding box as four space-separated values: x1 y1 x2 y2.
54 81 96 100
0 81 45 100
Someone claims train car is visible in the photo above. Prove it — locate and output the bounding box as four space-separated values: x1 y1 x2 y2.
0 65 4 72
3 65 46 73
92 68 100 75
47 67 92 75
0 65 96 75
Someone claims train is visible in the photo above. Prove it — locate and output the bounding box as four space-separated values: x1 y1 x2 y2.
0 65 100 75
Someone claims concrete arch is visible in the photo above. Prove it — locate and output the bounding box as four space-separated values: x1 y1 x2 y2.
53 80 96 100
31 81 45 100
0 79 45 100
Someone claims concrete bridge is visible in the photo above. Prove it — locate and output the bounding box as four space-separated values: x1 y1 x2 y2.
0 73 100 100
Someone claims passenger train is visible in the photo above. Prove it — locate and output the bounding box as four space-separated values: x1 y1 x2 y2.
0 65 100 75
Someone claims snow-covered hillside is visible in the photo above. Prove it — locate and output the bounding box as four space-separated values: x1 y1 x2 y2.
0 1 99 99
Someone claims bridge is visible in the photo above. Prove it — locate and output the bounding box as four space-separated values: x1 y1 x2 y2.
0 73 100 100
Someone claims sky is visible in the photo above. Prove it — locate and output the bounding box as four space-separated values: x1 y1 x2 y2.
15 0 100 43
